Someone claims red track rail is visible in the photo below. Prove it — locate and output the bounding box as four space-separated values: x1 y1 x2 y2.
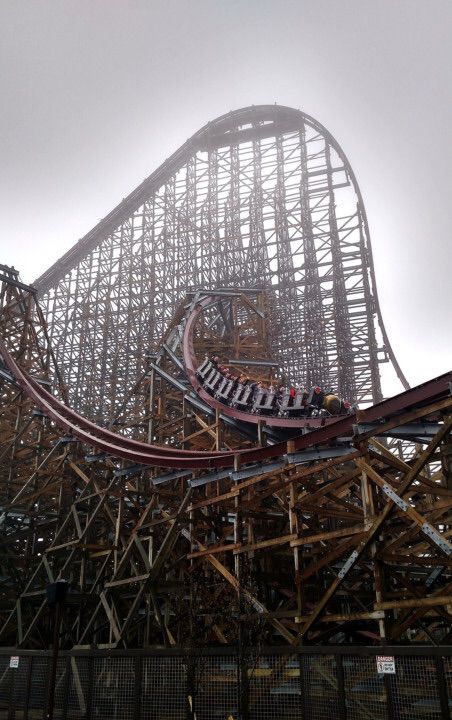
0 338 229 468
183 294 346 430
1 336 450 470
24 368 231 459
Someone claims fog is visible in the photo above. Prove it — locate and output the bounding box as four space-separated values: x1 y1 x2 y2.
0 0 450 394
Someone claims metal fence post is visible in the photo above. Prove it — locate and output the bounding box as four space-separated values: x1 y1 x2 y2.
85 656 94 720
23 656 33 720
42 654 52 720
435 656 451 720
7 661 15 720
61 656 71 720
384 672 399 720
335 655 347 720
238 651 250 720
297 652 307 720
134 656 142 720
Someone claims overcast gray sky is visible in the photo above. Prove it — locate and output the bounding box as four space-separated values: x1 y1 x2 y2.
0 0 450 396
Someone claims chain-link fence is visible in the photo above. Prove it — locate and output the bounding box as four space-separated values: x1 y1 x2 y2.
0 646 450 719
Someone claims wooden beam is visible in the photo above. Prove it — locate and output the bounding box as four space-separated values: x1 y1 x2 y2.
357 458 452 559
291 523 369 547
375 596 452 611
300 416 452 636
182 527 296 645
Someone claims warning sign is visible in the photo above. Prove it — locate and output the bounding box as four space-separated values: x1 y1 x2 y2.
9 656 19 669
376 656 395 674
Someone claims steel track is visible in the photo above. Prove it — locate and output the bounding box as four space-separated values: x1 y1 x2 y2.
0 326 450 470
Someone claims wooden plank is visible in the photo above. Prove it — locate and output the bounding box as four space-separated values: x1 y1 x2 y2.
45 538 79 553
188 487 239 512
8 479 62 506
188 463 298 513
105 574 150 588
234 533 297 555
99 592 121 643
188 542 241 559
375 596 452 610
133 536 151 572
244 610 385 622
301 416 452 636
299 467 361 505
71 505 83 538
42 554 54 582
379 552 452 568
357 459 452 558
150 488 193 580
9 443 61 504
181 527 296 645
291 523 368 547
355 397 452 442
302 534 366 580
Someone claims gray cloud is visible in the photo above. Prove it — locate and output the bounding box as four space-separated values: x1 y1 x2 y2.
0 0 450 394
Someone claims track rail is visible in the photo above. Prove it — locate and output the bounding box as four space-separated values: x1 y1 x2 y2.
0 338 229 468
183 294 348 429
0 332 450 470
33 104 410 405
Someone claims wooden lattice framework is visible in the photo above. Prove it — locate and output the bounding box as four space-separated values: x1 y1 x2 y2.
1 271 451 651
34 106 409 427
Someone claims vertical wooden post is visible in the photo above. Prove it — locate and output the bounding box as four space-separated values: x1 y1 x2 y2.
289 482 303 632
147 367 155 443
215 407 221 451
362 458 388 643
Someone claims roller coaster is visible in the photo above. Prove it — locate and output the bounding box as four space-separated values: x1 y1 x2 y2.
0 106 451 658
1 286 448 472
1 273 451 654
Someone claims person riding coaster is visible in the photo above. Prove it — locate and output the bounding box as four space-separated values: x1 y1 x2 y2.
251 383 277 415
278 385 308 417
196 358 354 417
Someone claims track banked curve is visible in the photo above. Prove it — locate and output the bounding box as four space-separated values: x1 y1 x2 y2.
1 336 450 470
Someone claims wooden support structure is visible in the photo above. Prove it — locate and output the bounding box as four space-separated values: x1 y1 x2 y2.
1 272 452 651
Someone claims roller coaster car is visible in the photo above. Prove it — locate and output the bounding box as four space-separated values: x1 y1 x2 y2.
251 388 265 413
215 377 235 403
196 361 353 418
196 358 212 380
231 383 254 409
276 388 291 416
214 375 229 397
307 386 324 409
340 399 354 415
204 369 222 395
230 382 244 407
251 388 277 415
285 389 308 417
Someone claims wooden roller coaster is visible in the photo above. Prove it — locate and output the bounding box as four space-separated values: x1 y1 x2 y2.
0 268 451 652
